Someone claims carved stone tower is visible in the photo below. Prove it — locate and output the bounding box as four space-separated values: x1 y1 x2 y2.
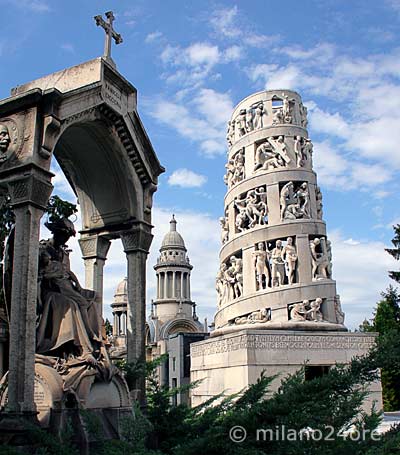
215 89 344 333
153 215 197 325
190 90 381 409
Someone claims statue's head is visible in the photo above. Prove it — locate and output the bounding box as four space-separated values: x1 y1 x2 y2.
0 124 11 153
45 217 76 244
258 242 265 250
287 237 293 245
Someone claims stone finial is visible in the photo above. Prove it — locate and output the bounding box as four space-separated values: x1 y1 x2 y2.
170 214 177 232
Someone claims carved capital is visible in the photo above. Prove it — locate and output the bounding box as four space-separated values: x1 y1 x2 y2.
7 174 53 209
78 235 111 260
121 224 153 254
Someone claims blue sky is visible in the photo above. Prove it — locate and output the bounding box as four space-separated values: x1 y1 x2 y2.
1 0 400 329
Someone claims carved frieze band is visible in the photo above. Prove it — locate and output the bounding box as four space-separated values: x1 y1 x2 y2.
191 333 376 357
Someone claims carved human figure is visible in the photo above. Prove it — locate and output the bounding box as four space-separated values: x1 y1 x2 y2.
291 301 307 321
295 182 311 218
0 124 11 161
294 136 305 168
267 136 291 165
299 103 308 127
236 109 247 137
307 298 324 322
271 240 285 287
253 242 270 290
219 216 229 244
235 196 248 232
216 263 229 307
316 186 323 219
310 238 330 280
281 237 297 285
326 240 333 277
224 159 234 187
248 308 270 323
253 103 264 129
282 94 292 122
254 186 268 224
272 108 283 125
226 121 235 147
280 181 294 221
37 218 107 369
232 152 245 185
303 139 313 167
245 190 263 228
228 256 243 299
246 108 254 132
334 295 345 324
254 142 285 171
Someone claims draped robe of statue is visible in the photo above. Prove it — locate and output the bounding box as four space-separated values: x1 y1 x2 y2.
36 240 102 360
34 218 112 392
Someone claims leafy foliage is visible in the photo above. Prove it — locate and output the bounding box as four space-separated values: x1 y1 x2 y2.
386 224 400 283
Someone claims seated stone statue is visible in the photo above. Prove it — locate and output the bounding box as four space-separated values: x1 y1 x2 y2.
36 218 111 388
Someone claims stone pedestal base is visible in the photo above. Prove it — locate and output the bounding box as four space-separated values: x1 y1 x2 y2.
0 361 132 446
190 329 382 411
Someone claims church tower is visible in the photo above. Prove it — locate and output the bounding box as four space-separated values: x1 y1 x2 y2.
152 215 197 326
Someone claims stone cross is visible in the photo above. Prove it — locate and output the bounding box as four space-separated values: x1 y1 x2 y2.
94 11 123 64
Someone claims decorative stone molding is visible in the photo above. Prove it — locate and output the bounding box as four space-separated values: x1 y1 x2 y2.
191 333 376 357
78 235 111 260
121 225 153 253
7 175 53 209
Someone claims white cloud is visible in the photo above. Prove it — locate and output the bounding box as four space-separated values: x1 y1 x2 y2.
329 230 397 329
145 31 162 43
5 0 50 12
146 88 233 157
168 169 207 188
187 42 220 66
209 6 240 39
223 45 243 62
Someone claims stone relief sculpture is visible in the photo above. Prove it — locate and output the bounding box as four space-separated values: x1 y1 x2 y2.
216 263 229 307
219 215 229 244
272 95 293 125
290 301 307 321
226 120 235 148
271 240 285 287
254 142 285 171
234 308 271 325
303 138 313 167
234 187 268 232
281 237 297 285
253 102 265 129
310 237 331 281
253 242 270 290
246 108 254 132
224 150 245 188
290 298 324 322
307 298 324 322
294 136 310 168
316 186 323 220
280 181 311 221
236 109 247 137
0 124 11 162
295 182 310 218
227 255 243 300
36 217 113 390
267 136 291 165
334 294 345 324
299 103 308 127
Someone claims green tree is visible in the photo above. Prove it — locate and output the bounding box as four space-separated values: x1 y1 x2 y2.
386 224 400 283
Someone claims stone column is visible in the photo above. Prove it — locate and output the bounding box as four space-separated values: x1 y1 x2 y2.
180 272 184 299
164 272 168 299
172 272 176 298
6 174 53 415
78 235 111 316
121 224 153 402
296 234 312 284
